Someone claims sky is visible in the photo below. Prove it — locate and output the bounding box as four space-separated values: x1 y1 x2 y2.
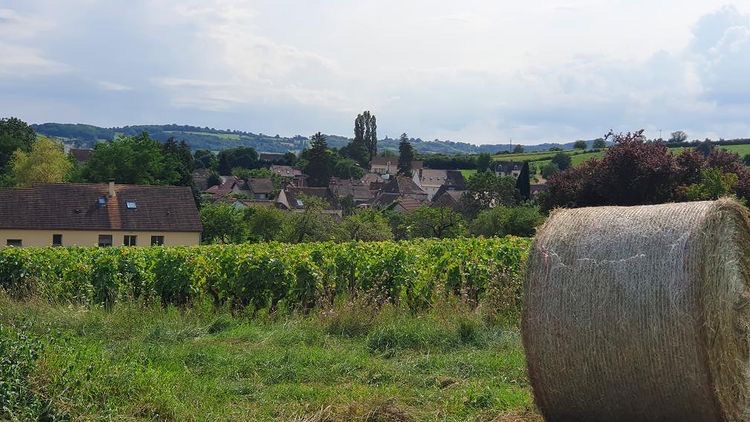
1 1 750 145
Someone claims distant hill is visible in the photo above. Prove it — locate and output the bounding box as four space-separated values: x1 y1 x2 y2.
32 122 599 155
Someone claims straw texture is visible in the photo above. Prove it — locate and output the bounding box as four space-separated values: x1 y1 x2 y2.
522 199 750 421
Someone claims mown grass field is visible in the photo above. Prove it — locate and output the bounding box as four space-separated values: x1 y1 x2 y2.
0 294 538 421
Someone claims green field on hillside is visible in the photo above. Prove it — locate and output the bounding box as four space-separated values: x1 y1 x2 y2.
0 295 537 421
720 144 750 156
165 131 242 140
493 149 602 164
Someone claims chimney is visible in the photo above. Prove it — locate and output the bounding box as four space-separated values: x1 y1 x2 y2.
108 181 115 197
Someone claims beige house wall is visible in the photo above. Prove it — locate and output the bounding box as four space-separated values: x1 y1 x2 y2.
0 229 200 248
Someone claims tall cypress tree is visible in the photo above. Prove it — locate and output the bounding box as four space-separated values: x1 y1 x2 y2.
398 133 414 176
366 113 377 161
516 162 531 201
306 132 331 187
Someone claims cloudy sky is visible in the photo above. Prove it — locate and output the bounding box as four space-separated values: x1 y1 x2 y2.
1 1 749 145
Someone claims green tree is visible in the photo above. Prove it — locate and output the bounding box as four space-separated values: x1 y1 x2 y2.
282 151 298 166
194 149 218 170
339 139 368 167
343 209 393 241
469 205 542 237
461 172 518 217
304 132 332 187
408 206 466 239
592 138 607 150
217 147 259 174
162 138 194 186
283 195 342 242
398 133 415 176
513 144 524 154
669 131 688 144
541 162 560 179
351 111 378 164
476 153 492 172
516 162 531 200
0 117 36 171
684 168 738 201
9 137 72 187
81 133 169 184
362 111 378 162
200 202 248 244
573 140 587 150
333 158 365 179
245 206 286 242
551 152 572 171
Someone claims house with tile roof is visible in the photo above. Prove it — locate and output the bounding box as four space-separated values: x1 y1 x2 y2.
0 182 202 248
276 186 342 217
413 169 466 201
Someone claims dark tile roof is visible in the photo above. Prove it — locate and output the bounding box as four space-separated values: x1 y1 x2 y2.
205 176 239 195
277 186 339 210
270 165 303 177
0 183 202 232
493 161 523 173
248 178 274 194
417 169 463 187
369 158 422 170
369 157 394 166
371 192 400 208
382 176 426 195
432 185 467 204
329 178 374 202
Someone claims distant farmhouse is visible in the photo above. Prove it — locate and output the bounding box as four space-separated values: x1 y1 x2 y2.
0 182 202 248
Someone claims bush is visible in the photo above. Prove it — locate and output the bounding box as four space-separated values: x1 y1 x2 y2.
470 206 543 237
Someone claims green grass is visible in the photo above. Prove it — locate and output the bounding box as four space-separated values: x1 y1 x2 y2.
719 144 750 157
0 294 537 421
493 149 603 164
460 169 477 179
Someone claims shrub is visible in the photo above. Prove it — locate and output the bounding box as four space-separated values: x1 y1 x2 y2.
470 206 543 237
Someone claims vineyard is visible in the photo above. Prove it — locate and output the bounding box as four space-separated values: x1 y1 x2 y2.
0 237 529 314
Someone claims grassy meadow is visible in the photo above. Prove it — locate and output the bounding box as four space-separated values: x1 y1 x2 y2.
0 294 538 421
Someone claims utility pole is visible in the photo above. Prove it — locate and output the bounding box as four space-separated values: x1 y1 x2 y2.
658 129 663 141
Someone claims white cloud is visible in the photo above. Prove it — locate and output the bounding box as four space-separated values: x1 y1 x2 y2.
2 0 750 144
97 81 132 92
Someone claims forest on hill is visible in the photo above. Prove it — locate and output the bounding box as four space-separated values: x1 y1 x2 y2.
32 122 596 154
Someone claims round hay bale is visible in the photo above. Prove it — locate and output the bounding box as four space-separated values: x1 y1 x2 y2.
522 199 750 422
